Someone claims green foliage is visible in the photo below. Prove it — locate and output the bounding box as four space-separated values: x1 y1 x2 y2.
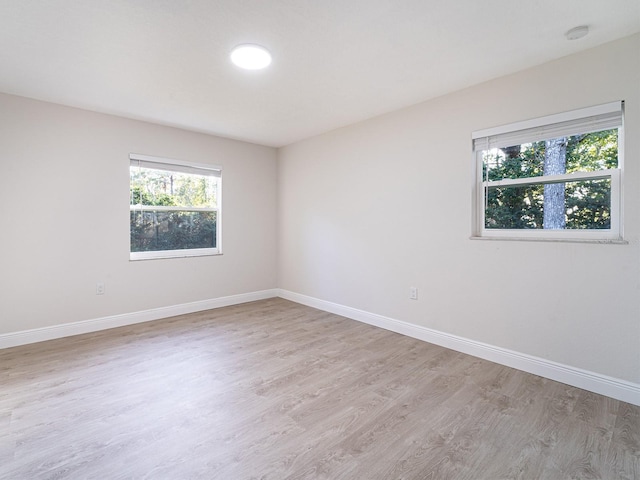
130 168 217 208
484 129 617 230
175 176 213 207
566 131 618 172
130 167 219 252
130 186 175 206
486 185 543 229
130 211 217 252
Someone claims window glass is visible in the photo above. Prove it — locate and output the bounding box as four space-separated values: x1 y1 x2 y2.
129 155 221 259
482 130 617 231
472 102 623 241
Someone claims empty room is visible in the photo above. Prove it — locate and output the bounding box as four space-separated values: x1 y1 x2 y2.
1 1 639 479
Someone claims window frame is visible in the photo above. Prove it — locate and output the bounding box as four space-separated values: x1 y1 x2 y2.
471 101 624 242
129 153 222 260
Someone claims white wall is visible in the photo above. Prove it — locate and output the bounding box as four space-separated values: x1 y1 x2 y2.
278 34 640 385
0 93 277 335
1 34 638 395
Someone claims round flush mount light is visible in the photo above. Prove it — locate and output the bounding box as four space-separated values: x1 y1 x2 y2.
565 25 589 40
230 44 272 70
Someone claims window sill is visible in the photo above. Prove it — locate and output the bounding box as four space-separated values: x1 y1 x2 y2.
130 248 222 261
469 236 628 245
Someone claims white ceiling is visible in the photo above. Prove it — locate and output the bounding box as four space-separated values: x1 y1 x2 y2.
1 1 638 147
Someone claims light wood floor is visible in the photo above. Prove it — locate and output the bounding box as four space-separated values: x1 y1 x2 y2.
1 298 638 479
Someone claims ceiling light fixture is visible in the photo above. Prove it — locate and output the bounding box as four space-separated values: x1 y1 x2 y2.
230 44 272 70
565 25 589 40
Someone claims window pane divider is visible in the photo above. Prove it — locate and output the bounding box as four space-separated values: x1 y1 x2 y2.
130 205 217 212
483 169 616 188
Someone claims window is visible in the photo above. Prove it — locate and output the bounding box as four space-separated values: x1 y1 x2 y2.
129 154 221 260
472 101 623 241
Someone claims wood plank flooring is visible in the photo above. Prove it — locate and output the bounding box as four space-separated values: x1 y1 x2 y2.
1 298 638 479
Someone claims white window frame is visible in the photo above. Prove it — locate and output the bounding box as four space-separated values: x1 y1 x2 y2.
471 101 624 242
129 153 222 260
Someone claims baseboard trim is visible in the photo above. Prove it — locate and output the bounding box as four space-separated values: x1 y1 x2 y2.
277 289 640 406
0 289 279 350
3 288 637 406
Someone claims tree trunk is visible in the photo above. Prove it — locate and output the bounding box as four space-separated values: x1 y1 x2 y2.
543 137 567 229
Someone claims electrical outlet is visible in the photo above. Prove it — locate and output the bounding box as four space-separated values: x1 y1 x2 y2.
409 286 418 300
96 282 105 295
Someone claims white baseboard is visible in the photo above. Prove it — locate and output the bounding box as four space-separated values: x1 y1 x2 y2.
0 289 279 350
3 287 638 406
277 289 640 407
